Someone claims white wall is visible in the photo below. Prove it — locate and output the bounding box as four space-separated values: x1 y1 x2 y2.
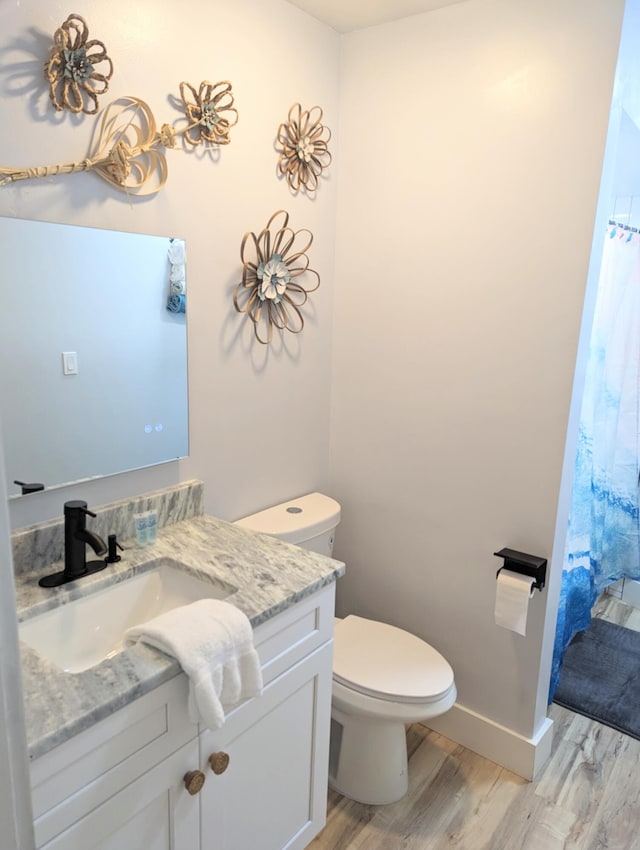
0 0 340 529
329 0 625 744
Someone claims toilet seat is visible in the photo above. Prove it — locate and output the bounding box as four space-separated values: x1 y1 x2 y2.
333 615 454 704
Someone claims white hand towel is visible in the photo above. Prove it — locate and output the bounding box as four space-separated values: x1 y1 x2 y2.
125 599 263 730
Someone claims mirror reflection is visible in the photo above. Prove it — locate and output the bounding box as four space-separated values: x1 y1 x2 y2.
0 217 189 497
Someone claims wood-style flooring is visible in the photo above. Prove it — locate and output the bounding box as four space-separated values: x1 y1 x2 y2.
308 593 640 850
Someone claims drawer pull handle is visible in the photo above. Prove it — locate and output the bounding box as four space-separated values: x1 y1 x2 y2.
209 751 230 775
184 770 206 795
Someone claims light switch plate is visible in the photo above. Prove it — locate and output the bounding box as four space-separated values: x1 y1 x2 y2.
62 351 78 375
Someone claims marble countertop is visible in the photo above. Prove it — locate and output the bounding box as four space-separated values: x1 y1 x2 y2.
15 514 344 761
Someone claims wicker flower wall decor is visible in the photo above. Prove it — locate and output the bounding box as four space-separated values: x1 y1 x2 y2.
233 210 320 344
44 14 113 114
0 79 237 195
180 81 238 147
276 103 332 193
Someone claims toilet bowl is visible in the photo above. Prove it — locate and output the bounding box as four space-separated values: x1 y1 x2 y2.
234 493 456 805
330 614 456 804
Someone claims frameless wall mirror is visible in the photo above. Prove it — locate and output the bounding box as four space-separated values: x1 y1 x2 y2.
0 217 189 498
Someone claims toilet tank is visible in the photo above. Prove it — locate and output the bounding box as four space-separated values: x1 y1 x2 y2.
234 492 341 557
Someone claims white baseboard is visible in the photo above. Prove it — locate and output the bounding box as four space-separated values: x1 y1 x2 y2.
422 703 554 781
621 578 640 609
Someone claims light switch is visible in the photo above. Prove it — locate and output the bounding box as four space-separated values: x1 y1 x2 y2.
62 351 78 375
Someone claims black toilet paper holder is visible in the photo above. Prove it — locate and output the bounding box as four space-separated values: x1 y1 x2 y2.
494 547 547 591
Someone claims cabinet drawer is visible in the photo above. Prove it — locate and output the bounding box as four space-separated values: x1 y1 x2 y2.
31 675 195 848
253 583 335 687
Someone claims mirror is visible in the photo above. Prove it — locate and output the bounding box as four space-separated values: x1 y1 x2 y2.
0 217 189 497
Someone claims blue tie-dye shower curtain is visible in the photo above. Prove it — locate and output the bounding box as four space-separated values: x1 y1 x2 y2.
550 223 640 701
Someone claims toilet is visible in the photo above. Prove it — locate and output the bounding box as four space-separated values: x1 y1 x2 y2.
234 493 457 805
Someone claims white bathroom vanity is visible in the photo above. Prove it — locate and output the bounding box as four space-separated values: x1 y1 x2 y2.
14 491 343 850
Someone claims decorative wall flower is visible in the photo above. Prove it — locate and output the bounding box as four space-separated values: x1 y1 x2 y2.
179 81 238 146
1 77 238 194
276 103 332 193
233 210 320 344
44 14 113 114
258 256 291 301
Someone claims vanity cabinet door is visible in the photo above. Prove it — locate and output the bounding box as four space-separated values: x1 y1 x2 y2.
38 738 201 850
199 641 333 850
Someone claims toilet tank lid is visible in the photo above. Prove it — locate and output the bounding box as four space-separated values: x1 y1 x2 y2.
233 492 341 544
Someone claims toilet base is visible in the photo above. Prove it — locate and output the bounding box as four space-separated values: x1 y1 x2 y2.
329 706 409 805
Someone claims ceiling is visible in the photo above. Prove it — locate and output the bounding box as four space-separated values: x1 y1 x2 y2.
284 0 467 33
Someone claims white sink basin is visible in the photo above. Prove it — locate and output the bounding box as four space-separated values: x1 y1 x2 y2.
19 562 237 673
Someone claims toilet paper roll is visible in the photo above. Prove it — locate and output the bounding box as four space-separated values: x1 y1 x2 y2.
494 569 535 636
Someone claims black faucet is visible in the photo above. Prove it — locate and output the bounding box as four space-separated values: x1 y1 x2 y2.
39 500 108 588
